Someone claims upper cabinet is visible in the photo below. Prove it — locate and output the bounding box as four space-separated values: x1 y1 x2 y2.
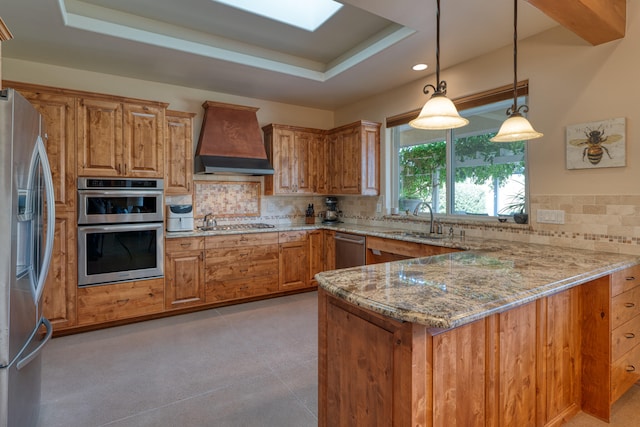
263 120 380 196
165 110 196 195
263 124 319 195
17 88 77 212
78 97 167 178
328 120 380 196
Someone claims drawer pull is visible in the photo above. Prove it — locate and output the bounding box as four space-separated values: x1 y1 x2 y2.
239 253 249 257
239 286 249 291
625 276 636 281
624 302 636 308
624 333 636 339
239 269 248 273
626 365 636 372
116 298 130 305
180 243 191 248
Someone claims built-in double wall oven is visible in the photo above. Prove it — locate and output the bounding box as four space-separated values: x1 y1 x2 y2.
77 178 164 287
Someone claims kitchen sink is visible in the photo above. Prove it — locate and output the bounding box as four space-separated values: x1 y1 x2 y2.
382 230 448 240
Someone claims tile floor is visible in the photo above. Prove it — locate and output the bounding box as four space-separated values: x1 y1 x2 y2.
37 291 639 426
37 292 318 427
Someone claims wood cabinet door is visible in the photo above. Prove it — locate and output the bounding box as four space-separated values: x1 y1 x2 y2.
327 131 342 194
165 249 205 309
123 103 164 177
22 91 76 211
293 131 313 193
313 132 329 194
340 126 362 194
279 233 308 290
323 230 336 271
361 122 380 196
77 98 123 177
42 212 77 330
272 128 296 193
308 230 324 286
165 111 195 195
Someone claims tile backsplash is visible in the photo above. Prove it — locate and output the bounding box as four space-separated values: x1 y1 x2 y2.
170 183 640 256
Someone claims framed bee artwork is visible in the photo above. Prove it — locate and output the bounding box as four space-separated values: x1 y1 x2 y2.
566 117 626 169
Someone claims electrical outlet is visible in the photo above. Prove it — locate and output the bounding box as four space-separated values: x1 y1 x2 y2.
537 209 565 224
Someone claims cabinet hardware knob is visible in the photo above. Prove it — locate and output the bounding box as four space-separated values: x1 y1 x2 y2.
624 302 635 308
626 276 636 281
626 365 636 372
625 333 636 339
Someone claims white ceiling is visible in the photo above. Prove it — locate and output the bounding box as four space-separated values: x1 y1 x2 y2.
1 0 558 109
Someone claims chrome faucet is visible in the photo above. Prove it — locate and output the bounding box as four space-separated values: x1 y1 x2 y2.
413 201 435 234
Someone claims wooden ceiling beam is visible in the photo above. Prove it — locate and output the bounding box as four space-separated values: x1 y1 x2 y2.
526 0 626 45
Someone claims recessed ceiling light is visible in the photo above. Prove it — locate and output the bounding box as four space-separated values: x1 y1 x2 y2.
213 0 343 32
412 63 428 71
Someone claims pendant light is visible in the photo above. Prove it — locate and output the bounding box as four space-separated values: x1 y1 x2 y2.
490 0 543 142
409 0 468 130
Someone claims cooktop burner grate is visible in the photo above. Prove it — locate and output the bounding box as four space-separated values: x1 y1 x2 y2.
205 223 276 231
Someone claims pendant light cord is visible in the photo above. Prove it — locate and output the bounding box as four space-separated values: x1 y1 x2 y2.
436 0 441 90
512 0 519 112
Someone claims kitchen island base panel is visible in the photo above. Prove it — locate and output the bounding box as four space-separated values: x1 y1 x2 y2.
319 286 587 426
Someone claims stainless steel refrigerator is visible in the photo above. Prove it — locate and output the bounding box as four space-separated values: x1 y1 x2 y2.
0 88 55 427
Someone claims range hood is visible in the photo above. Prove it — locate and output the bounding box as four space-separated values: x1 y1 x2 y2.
195 101 274 175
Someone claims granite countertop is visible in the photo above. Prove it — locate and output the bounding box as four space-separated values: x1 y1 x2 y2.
316 239 639 329
167 222 639 330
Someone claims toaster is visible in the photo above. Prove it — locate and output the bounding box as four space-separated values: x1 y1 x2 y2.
166 204 194 232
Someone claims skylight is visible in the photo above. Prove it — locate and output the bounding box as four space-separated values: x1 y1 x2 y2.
213 0 343 32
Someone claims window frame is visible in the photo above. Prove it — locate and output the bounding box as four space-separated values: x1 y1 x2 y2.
387 81 531 220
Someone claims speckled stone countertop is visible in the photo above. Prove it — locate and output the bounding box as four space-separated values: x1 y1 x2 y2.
167 222 639 329
316 238 639 329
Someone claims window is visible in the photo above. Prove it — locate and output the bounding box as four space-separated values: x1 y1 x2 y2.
391 86 529 219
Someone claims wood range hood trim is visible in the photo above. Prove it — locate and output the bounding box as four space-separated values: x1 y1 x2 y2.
195 101 274 175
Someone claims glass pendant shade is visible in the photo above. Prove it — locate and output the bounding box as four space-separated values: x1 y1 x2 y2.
409 93 469 130
490 112 543 142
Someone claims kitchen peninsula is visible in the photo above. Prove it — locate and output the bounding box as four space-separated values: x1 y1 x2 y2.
316 239 640 426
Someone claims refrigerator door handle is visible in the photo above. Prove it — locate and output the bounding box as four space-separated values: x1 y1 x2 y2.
33 135 56 303
16 317 52 371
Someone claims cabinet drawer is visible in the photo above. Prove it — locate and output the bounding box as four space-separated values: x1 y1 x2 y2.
612 315 640 361
205 245 279 281
165 237 204 252
279 230 307 243
77 278 164 325
611 265 640 297
612 286 640 329
610 341 640 403
206 232 278 249
206 274 279 302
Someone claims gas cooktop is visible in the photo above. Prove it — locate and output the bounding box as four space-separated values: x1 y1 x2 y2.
199 223 276 231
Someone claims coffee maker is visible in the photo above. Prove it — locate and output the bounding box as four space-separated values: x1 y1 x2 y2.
323 196 339 223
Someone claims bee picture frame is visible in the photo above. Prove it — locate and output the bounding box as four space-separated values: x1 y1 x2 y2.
566 117 626 170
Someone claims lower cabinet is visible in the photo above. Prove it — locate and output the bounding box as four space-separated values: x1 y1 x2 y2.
308 230 324 286
205 232 279 302
164 236 205 310
365 235 461 264
319 286 583 426
42 212 77 330
582 265 640 421
77 278 164 325
279 231 309 290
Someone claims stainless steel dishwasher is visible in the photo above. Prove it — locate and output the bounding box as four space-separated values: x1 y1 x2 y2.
334 232 366 269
